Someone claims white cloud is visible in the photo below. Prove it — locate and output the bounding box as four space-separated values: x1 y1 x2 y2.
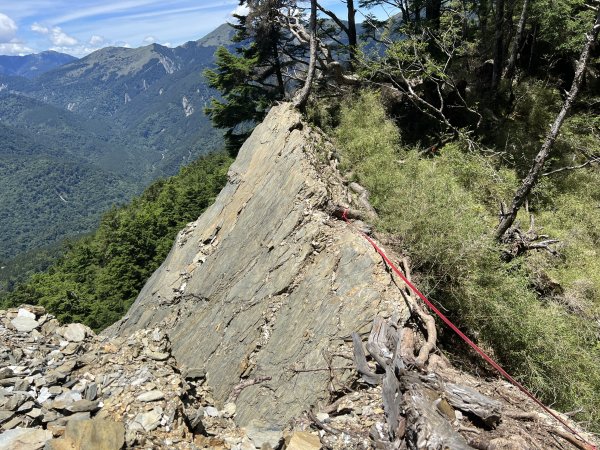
0 13 18 43
231 4 249 17
0 40 34 56
30 22 49 34
31 22 78 47
49 26 78 46
143 35 156 44
89 35 104 45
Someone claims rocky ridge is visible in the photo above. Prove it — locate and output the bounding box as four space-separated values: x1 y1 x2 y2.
1 103 597 449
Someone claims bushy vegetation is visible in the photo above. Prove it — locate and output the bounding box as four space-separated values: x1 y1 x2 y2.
0 152 232 331
333 91 600 429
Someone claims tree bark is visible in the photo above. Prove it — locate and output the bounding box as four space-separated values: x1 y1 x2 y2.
492 0 506 90
426 0 442 30
495 7 600 240
503 0 530 81
294 0 318 110
347 0 357 63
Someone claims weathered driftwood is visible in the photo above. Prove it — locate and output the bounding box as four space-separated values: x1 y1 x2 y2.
367 316 393 369
349 182 378 220
404 383 472 450
418 374 502 427
443 383 502 427
352 332 382 385
382 365 402 441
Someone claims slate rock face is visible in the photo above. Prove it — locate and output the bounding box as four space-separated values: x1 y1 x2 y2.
109 103 408 428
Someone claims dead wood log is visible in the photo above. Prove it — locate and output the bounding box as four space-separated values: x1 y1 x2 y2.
419 374 502 427
547 427 598 450
367 316 393 369
399 327 417 366
349 182 378 220
383 365 402 441
329 204 370 222
443 383 502 427
404 383 472 450
352 332 382 385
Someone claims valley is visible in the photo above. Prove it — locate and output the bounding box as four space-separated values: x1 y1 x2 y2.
0 24 236 284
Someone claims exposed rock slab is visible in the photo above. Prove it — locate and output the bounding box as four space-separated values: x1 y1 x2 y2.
108 103 408 427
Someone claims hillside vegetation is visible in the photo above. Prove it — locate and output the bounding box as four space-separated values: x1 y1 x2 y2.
325 91 600 429
0 35 228 267
0 152 232 330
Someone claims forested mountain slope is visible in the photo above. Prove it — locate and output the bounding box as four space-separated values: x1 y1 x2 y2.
0 26 235 271
0 51 76 78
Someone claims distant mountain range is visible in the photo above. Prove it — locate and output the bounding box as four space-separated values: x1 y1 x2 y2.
0 51 77 79
0 23 235 264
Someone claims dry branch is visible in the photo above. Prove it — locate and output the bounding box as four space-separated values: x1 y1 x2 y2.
227 376 272 403
351 332 382 385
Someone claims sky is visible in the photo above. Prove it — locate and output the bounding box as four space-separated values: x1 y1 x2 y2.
0 1 369 58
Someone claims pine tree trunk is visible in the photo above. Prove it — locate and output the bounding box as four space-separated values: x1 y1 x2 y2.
492 0 506 90
294 0 318 110
503 0 529 81
495 8 600 240
347 0 357 63
273 40 285 98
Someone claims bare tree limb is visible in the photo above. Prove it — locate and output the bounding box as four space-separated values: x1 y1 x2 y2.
495 8 600 240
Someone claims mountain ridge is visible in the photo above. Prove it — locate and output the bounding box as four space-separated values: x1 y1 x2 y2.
0 23 235 266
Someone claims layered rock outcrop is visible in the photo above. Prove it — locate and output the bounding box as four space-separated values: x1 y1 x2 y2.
108 103 409 429
2 103 596 449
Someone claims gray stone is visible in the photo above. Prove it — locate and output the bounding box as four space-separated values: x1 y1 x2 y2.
131 408 162 432
41 318 60 335
14 379 30 392
2 417 22 430
55 359 77 375
61 343 79 356
37 387 52 403
52 419 125 450
204 406 219 417
17 401 34 413
4 393 27 411
17 308 36 320
222 402 236 418
26 408 42 419
107 104 409 427
0 368 13 380
84 383 97 401
244 423 283 449
62 323 89 342
183 367 206 380
136 390 164 402
145 350 169 361
55 390 82 403
0 427 52 450
315 412 329 423
0 410 14 423
0 377 19 387
48 386 63 395
11 316 39 333
65 399 99 413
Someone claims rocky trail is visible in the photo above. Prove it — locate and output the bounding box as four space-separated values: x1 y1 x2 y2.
0 104 597 449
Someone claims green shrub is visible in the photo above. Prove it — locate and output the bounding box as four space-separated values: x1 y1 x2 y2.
334 91 600 429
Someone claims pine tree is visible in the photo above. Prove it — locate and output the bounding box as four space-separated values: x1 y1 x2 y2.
204 1 293 153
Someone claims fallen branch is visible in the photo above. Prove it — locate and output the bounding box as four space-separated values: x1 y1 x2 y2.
308 409 341 435
227 376 272 403
547 427 598 450
351 332 382 385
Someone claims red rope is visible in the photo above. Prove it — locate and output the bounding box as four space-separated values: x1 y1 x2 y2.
341 210 597 450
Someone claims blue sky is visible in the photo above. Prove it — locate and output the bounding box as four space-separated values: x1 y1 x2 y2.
0 1 376 57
